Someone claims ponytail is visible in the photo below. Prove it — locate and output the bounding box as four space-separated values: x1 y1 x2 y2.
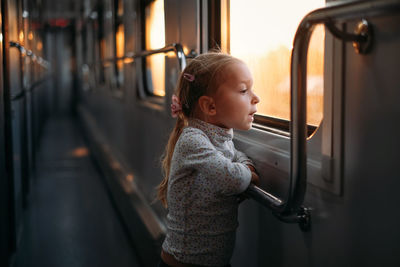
157 116 186 207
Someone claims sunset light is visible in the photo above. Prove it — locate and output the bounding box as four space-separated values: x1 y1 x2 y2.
19 30 24 44
226 0 325 126
145 0 165 96
116 23 125 79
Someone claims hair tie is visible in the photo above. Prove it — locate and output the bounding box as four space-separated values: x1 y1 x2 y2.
171 94 182 118
183 73 195 82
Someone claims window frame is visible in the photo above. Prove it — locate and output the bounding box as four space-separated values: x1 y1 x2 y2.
218 0 324 137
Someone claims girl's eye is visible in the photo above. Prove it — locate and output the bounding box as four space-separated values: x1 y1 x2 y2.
240 89 248 94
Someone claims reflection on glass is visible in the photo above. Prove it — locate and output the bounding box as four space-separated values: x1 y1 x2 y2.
19 30 24 43
145 0 165 96
114 0 124 87
227 0 325 126
117 0 123 17
36 40 42 51
116 23 124 84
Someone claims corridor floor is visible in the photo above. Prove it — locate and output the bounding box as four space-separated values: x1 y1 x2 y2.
14 116 142 267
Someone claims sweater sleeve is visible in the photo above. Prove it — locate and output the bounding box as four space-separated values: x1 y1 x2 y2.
176 130 251 196
233 147 255 168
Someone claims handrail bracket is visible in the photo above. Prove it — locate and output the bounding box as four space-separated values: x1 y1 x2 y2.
325 19 373 54
274 206 311 232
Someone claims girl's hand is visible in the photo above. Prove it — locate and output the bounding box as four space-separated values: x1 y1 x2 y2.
250 171 259 185
246 164 256 172
247 164 259 185
237 165 259 203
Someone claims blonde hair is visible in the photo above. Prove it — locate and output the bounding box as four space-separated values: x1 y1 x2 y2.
157 52 241 207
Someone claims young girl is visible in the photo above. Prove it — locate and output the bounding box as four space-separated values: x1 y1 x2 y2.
157 52 260 267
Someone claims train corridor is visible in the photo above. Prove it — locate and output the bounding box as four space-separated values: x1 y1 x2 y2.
13 116 141 267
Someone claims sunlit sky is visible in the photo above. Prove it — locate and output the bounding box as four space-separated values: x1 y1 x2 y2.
230 0 324 55
147 0 165 49
229 0 325 124
146 0 165 96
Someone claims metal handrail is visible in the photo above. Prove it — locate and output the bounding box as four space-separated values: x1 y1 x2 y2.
127 43 187 71
246 0 400 231
9 41 50 69
10 74 51 101
102 43 187 72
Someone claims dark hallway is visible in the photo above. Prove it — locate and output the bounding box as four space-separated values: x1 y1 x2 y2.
14 116 141 267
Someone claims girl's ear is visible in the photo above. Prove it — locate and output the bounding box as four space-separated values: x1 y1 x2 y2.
198 95 217 116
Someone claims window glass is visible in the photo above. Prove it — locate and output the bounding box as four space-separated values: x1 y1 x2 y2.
145 0 165 97
224 0 325 126
114 0 124 87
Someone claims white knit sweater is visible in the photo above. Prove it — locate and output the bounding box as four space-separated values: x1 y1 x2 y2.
162 119 253 266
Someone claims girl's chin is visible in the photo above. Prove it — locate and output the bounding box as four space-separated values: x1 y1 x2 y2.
237 123 252 131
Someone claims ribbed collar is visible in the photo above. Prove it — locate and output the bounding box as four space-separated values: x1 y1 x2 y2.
188 118 233 143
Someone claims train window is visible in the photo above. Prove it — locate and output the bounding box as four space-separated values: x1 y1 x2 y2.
81 24 91 91
114 0 124 88
95 5 106 84
143 0 165 97
221 0 325 129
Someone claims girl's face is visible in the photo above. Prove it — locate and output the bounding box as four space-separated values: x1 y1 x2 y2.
213 62 260 130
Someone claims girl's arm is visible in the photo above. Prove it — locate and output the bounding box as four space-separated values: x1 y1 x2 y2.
177 131 252 196
233 148 259 185
233 148 255 167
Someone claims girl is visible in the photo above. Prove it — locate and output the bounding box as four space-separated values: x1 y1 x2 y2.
157 52 260 267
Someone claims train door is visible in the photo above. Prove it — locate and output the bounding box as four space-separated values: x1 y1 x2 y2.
338 3 400 266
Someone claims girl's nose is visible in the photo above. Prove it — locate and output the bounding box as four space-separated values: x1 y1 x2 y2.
252 92 260 104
